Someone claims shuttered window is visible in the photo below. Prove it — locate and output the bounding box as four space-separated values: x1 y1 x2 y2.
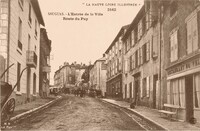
187 14 198 54
170 29 178 62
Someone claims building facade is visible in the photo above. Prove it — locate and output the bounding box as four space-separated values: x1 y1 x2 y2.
54 62 89 91
122 1 160 109
0 0 45 104
161 0 200 122
39 28 51 98
105 25 129 98
89 57 107 96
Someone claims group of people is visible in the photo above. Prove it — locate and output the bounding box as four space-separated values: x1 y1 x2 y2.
73 88 86 97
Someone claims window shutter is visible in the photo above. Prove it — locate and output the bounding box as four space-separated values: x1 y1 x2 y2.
174 30 178 61
187 19 193 54
141 47 143 64
167 81 171 104
192 15 198 51
147 42 150 61
147 76 150 97
131 30 135 46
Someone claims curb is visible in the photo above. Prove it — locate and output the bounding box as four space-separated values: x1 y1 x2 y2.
101 99 168 131
10 96 63 123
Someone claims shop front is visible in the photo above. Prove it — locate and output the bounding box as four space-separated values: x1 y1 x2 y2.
106 74 122 98
166 54 200 122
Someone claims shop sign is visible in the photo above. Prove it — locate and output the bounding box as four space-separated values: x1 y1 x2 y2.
168 57 200 75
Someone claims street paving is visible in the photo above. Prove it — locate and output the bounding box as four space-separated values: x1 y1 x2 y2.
9 95 144 130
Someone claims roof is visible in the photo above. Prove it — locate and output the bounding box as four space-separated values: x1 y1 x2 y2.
31 0 45 26
93 57 106 66
122 5 145 41
105 24 130 54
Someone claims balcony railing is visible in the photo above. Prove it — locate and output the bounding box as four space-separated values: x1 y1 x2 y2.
26 50 37 68
42 65 51 73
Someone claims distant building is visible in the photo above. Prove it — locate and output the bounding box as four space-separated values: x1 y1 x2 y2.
0 0 45 104
104 25 129 99
54 62 88 91
89 57 107 96
39 28 51 98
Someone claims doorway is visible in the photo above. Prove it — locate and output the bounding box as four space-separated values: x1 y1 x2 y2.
153 75 158 109
134 77 140 105
185 75 194 121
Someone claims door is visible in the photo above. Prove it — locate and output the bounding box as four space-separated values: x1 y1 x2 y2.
125 84 127 99
33 73 36 95
129 82 132 99
153 75 158 109
134 78 140 104
27 68 31 101
185 75 194 121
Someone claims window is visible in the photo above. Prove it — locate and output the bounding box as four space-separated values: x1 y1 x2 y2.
134 27 138 43
146 10 151 30
132 53 135 69
135 50 138 68
143 44 147 62
138 20 143 39
194 74 200 108
170 29 178 62
152 34 158 58
124 59 128 73
129 55 132 71
18 18 22 50
115 60 117 74
170 1 177 17
146 42 150 61
17 62 21 91
167 78 185 107
28 4 32 24
186 14 198 54
139 48 142 65
142 17 146 34
127 36 131 52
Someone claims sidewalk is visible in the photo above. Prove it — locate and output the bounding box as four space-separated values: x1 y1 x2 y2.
10 95 62 122
102 98 200 130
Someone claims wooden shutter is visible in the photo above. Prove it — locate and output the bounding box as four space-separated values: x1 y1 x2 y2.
174 30 178 61
192 14 198 51
147 76 150 97
147 42 150 61
187 19 193 54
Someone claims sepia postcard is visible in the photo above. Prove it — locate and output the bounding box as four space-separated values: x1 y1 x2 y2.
0 0 200 130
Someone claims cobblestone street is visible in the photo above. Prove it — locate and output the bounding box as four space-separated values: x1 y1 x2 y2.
8 95 144 130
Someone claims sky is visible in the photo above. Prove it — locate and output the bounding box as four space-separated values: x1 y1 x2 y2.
38 0 143 84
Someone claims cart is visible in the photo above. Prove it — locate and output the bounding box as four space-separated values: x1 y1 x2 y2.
0 64 28 123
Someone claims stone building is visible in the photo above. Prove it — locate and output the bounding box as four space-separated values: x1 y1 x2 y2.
54 62 89 92
89 57 107 96
104 25 129 98
0 0 45 104
160 0 200 122
39 28 51 98
122 1 160 108
54 63 76 89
